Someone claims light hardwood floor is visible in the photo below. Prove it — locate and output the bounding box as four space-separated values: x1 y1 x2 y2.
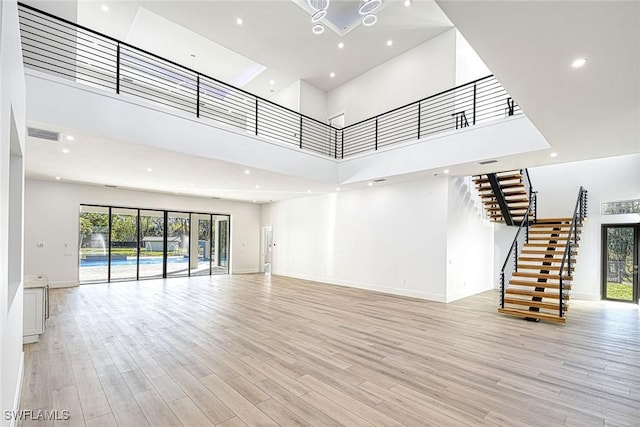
19 274 640 426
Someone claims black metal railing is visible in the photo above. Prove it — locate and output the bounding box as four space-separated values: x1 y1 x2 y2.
499 192 537 309
18 3 522 160
520 168 537 222
558 187 588 317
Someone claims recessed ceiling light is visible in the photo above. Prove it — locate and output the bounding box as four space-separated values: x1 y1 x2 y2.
65 135 74 141
101 4 109 12
404 0 412 6
55 176 61 180
336 187 340 192
146 167 153 172
269 80 275 86
571 58 587 68
338 42 344 49
255 185 260 189
368 182 373 186
307 190 311 193
312 23 324 34
62 148 70 154
443 169 450 174
550 152 558 157
244 169 251 174
252 200 256 203
236 17 243 25
386 39 393 47
330 72 335 78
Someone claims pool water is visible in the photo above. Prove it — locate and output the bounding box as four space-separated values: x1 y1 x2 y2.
80 256 189 267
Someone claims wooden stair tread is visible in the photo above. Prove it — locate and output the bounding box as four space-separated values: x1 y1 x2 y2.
517 264 572 272
508 280 572 290
505 289 570 299
518 256 575 263
498 308 566 323
533 218 574 224
524 243 575 248
503 298 567 311
522 249 577 255
512 271 573 280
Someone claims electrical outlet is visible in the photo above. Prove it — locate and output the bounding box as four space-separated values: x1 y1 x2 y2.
36 243 44 248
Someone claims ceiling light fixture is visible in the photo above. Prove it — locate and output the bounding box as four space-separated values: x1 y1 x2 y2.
368 181 373 186
443 169 450 174
338 42 344 49
244 169 251 174
146 167 153 172
386 39 393 47
571 58 587 68
359 0 381 15
359 0 381 26
330 72 335 78
550 152 558 157
101 4 109 12
362 14 377 26
308 0 330 34
55 176 61 180
269 80 275 86
62 148 70 154
236 17 243 25
336 187 340 192
65 135 74 141
404 0 412 6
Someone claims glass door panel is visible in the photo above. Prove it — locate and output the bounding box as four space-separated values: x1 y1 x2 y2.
216 216 230 274
603 225 638 302
110 208 138 281
79 205 109 283
139 210 165 280
167 212 190 277
191 214 212 276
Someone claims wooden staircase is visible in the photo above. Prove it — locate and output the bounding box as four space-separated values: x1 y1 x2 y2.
472 170 533 224
498 218 581 323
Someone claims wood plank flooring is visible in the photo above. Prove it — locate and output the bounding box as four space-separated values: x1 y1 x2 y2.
19 274 640 426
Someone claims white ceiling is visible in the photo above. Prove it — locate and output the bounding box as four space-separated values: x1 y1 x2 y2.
22 0 640 203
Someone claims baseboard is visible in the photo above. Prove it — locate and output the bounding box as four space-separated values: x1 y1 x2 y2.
276 271 447 302
9 352 25 427
231 268 260 274
571 292 601 301
446 285 494 303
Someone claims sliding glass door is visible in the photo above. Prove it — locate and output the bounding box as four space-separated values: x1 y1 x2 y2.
79 205 230 284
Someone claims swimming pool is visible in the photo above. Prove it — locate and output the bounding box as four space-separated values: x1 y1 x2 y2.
80 256 189 267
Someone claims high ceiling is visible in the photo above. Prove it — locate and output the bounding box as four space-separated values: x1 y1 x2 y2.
22 0 640 203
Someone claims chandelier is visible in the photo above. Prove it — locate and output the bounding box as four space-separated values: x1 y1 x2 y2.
359 0 382 26
308 0 330 34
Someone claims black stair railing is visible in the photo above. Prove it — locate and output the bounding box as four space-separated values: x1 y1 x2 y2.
18 3 522 161
558 187 588 318
499 192 537 309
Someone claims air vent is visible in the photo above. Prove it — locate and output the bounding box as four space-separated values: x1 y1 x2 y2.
211 197 221 200
373 178 386 183
479 159 498 165
104 185 118 188
27 127 60 141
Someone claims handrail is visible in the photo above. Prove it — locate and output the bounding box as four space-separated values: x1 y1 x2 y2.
16 2 332 131
17 3 522 160
499 191 537 309
558 187 588 317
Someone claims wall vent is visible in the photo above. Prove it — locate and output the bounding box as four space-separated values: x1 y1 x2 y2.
104 185 118 188
373 178 386 183
478 159 498 165
27 127 60 141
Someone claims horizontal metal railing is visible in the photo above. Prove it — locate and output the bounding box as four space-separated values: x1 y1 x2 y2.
18 3 522 160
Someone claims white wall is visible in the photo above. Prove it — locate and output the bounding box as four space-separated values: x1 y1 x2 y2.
262 178 450 301
268 80 300 113
327 29 457 126
528 154 640 300
0 1 26 424
24 180 262 287
446 176 495 301
299 80 327 123
455 30 491 86
262 175 497 303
